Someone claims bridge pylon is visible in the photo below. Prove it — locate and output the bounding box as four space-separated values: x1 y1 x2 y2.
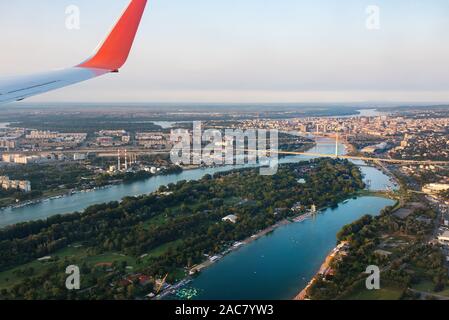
335 132 339 158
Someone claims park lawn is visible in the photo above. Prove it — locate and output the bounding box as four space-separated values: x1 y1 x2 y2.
54 245 89 259
0 259 54 290
85 252 137 268
54 246 138 269
411 280 435 292
433 287 449 297
0 245 103 290
170 268 187 282
54 241 186 269
142 214 169 230
223 197 242 205
411 280 449 297
0 240 185 292
343 285 405 300
142 239 184 261
407 265 429 278
142 196 241 231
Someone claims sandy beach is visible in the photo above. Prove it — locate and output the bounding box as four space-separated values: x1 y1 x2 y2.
294 241 349 300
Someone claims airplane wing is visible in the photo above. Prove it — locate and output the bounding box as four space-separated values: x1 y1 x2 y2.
0 0 148 105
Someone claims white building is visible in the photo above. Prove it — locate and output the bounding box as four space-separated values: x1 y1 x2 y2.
438 231 449 245
19 180 32 192
222 214 238 224
361 142 388 154
14 155 44 164
73 153 87 161
26 130 58 139
2 154 17 163
0 176 31 192
422 183 449 195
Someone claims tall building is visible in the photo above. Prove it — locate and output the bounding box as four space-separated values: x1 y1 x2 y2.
0 176 31 192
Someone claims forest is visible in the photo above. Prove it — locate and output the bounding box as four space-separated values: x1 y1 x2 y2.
0 158 364 299
308 205 447 300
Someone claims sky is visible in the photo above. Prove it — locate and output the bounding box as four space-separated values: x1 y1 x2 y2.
1 0 449 104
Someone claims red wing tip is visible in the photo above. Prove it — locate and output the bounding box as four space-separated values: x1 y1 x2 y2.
78 0 147 70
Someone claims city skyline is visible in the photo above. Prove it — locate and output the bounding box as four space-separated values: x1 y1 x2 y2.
0 104 447 302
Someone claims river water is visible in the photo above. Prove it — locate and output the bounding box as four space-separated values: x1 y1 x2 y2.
166 138 396 300
181 196 394 300
0 138 394 228
0 137 396 300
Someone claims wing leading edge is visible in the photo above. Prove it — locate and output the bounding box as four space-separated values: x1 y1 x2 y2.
0 0 148 105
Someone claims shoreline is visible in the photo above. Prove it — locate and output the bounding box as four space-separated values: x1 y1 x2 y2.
294 241 350 300
0 181 126 212
0 168 184 213
157 207 320 300
0 137 315 214
159 192 387 300
159 139 399 300
157 189 383 300
0 142 312 213
293 142 401 301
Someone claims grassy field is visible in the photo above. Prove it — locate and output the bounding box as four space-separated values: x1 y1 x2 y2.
0 237 189 291
412 280 435 292
411 280 449 298
86 253 137 267
0 260 50 290
0 197 194 293
144 240 184 260
343 286 405 300
342 281 405 300
142 215 169 229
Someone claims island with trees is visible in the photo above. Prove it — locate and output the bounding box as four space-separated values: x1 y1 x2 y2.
0 158 365 300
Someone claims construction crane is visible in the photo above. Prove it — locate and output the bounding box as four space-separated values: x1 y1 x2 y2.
156 273 169 294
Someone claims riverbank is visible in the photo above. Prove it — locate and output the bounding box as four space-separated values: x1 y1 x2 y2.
341 140 400 191
0 184 116 211
159 190 376 300
0 139 311 213
0 166 184 213
158 208 319 299
292 149 401 300
294 195 398 301
0 137 400 300
169 196 395 300
295 241 350 300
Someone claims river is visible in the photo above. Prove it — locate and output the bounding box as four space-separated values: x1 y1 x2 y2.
164 138 396 300
0 137 394 228
0 136 397 300
176 196 394 300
